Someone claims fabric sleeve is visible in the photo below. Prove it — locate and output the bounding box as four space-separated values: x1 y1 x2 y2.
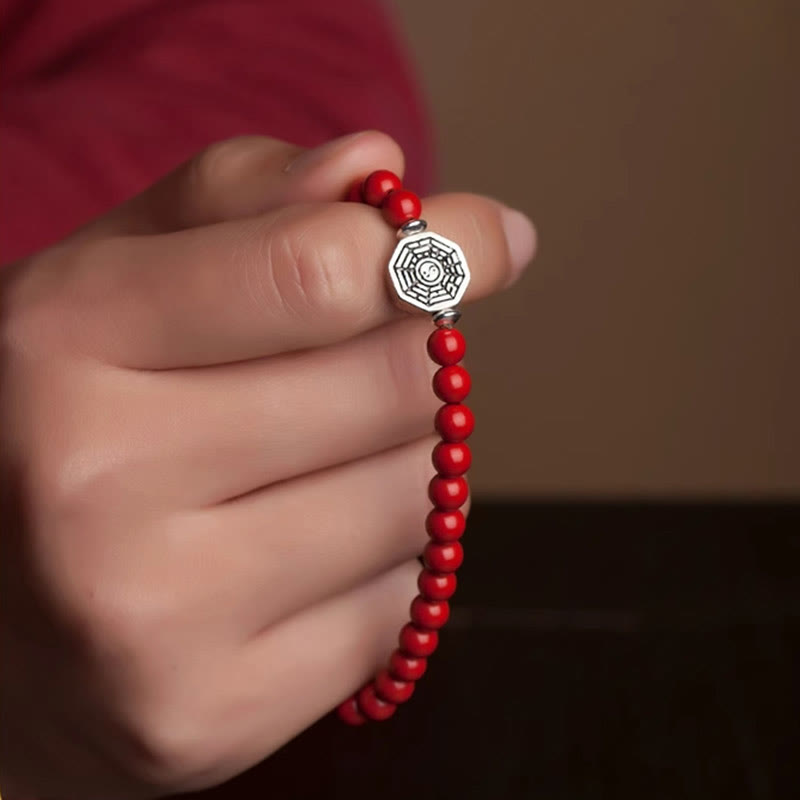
0 0 435 263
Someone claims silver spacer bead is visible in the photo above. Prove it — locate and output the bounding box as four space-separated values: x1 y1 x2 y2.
432 307 462 328
396 218 428 239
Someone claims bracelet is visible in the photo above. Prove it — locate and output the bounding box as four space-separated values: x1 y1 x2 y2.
336 170 473 724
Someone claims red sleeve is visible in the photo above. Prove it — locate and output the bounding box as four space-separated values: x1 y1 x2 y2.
0 0 435 263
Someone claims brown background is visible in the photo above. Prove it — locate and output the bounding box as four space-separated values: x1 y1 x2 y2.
393 0 799 497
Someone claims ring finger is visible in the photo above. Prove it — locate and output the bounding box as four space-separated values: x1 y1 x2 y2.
139 315 444 505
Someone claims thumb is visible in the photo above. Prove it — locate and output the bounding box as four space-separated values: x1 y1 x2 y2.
71 130 406 240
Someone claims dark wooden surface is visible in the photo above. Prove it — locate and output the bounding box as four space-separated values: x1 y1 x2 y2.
179 502 800 800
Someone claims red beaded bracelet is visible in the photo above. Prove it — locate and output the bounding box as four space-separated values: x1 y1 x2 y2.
336 170 472 725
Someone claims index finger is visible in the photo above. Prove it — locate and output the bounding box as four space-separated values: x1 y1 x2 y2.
62 194 536 368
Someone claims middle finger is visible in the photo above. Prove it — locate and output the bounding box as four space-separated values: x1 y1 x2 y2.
151 315 443 505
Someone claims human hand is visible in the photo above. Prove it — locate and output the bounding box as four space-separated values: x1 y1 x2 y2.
0 131 536 799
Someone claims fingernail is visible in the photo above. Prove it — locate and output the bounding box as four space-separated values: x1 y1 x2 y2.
284 131 368 174
500 206 537 286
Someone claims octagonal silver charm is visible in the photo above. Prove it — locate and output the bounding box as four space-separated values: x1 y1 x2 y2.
387 231 470 313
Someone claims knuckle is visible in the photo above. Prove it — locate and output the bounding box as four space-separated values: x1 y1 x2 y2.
27 414 122 532
27 457 176 658
123 709 221 791
0 238 118 359
0 250 67 359
264 211 366 320
83 564 173 655
115 648 227 790
42 525 159 658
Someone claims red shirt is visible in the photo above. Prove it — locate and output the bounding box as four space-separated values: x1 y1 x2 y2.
0 0 435 263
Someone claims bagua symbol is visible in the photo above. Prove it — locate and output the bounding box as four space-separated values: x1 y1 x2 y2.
388 231 471 313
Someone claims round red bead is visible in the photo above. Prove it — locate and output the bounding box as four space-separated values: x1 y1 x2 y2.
431 442 472 477
427 328 466 366
399 623 439 657
362 169 402 207
433 365 471 403
345 179 364 203
337 695 367 726
428 475 469 510
375 668 415 704
418 569 457 600
357 683 396 721
389 649 428 681
410 595 450 629
424 540 464 573
425 509 466 542
382 189 422 227
435 404 475 442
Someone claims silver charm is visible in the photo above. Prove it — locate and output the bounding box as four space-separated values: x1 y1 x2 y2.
387 230 470 313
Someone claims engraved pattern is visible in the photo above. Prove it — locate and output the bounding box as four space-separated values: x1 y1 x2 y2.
387 232 470 312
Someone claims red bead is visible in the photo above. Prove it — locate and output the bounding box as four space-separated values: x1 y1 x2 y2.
389 649 428 681
435 404 475 442
424 540 464 573
337 695 367 726
382 189 422 227
375 668 415 704
418 569 458 600
399 623 439 657
425 509 466 542
428 475 469 510
432 442 472 477
410 595 450 629
433 365 471 403
357 683 396 721
427 328 466 366
345 179 364 203
362 169 402 207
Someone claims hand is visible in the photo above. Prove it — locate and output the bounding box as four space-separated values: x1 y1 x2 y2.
0 131 536 799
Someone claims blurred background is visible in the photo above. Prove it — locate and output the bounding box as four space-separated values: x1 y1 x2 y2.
395 0 799 498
